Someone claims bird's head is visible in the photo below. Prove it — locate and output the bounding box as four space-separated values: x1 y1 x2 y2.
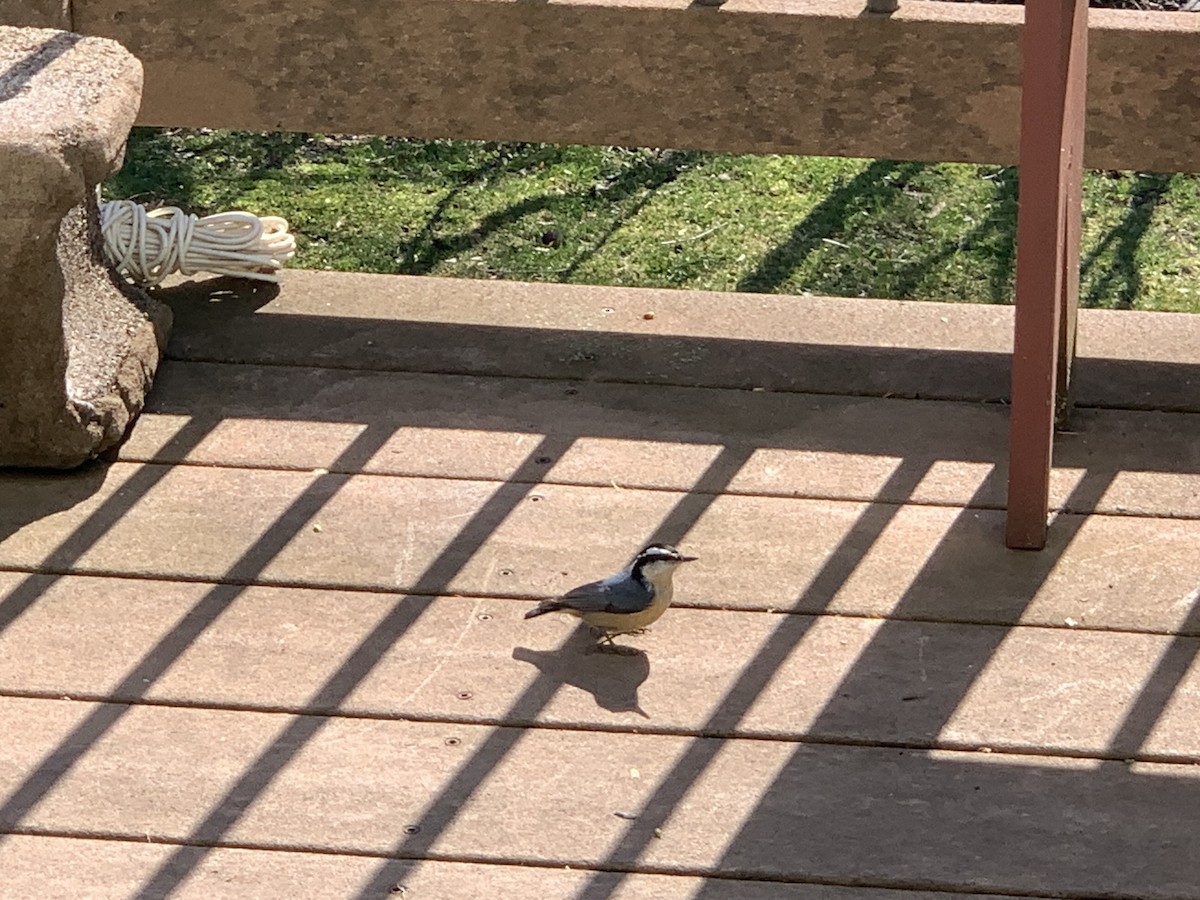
631 543 698 584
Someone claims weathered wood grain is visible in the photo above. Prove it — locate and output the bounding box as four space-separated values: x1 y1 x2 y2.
73 0 1200 172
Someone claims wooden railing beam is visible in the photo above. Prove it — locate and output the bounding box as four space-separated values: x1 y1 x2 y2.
69 0 1200 174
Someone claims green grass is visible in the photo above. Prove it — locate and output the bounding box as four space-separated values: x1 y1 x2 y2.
105 128 1200 312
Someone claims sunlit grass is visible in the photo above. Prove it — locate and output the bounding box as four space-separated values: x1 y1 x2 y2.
105 129 1200 312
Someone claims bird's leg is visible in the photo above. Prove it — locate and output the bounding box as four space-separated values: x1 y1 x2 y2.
587 630 629 654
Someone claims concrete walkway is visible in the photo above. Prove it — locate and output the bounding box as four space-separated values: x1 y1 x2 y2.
1 272 1199 899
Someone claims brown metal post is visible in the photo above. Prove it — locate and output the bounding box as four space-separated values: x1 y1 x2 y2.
1006 0 1088 550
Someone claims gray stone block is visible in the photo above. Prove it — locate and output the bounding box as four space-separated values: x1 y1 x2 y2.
0 26 171 468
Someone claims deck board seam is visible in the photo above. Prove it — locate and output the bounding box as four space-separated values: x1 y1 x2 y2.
110 456 1011 512
96 458 1200 523
2 566 1195 637
3 691 1198 766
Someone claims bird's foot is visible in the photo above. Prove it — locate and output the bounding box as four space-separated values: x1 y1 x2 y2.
586 631 638 655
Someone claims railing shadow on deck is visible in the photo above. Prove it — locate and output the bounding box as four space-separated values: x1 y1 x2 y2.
0 278 1197 897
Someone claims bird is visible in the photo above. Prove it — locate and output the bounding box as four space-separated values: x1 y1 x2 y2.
524 543 697 649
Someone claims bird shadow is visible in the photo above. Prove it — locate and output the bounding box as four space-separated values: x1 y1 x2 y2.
512 625 651 718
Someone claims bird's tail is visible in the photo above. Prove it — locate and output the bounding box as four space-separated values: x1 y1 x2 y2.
524 600 565 620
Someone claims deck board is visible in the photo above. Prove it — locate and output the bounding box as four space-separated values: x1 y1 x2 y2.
119 360 1200 517
0 836 1045 900
2 464 1198 632
2 271 1198 897
2 574 1198 760
2 697 1199 899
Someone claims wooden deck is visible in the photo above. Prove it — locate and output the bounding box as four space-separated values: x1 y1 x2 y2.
2 271 1200 899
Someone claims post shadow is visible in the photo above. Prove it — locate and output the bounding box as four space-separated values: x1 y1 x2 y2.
796 467 1113 747
562 457 934 900
396 148 694 279
0 33 82 103
1080 172 1173 310
882 166 1019 305
347 445 758 899
0 465 109 551
0 423 400 842
508 444 758 719
558 150 697 282
127 434 578 898
393 143 553 274
796 165 1020 305
685 471 1200 900
1106 586 1200 761
683 735 1200 897
736 160 923 295
0 418 218 635
566 464 1122 900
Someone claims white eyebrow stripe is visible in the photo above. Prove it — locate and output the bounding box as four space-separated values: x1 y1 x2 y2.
640 549 679 563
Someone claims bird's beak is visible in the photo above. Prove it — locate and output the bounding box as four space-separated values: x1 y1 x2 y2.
678 555 698 563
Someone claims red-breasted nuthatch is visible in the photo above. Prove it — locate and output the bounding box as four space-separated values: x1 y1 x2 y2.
524 543 698 648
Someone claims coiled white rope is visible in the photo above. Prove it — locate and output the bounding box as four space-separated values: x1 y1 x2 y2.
100 200 296 287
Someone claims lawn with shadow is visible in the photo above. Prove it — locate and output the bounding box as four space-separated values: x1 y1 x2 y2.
105 129 1200 312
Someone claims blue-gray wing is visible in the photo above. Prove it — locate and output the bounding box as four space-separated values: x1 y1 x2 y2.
558 574 653 615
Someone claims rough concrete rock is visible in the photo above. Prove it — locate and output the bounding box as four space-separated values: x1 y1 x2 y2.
0 26 171 468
